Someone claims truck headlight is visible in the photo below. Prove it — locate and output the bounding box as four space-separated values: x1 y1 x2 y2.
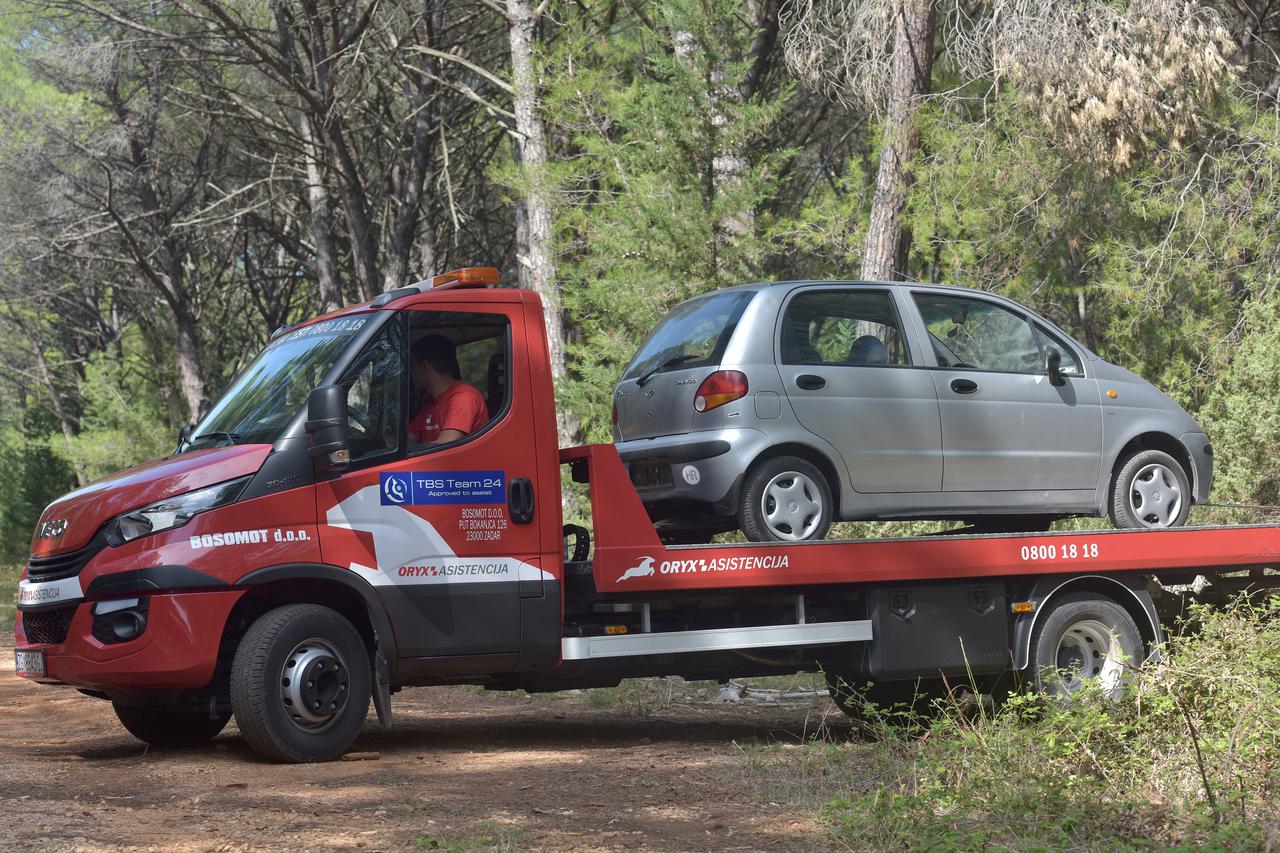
106 476 251 546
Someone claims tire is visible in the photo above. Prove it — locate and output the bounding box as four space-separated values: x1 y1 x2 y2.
230 604 371 762
1108 449 1191 529
113 702 231 747
738 456 833 542
1026 592 1143 700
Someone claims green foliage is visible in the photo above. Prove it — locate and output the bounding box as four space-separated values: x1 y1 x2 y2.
540 0 794 439
60 328 180 481
0 562 20 630
814 598 1280 851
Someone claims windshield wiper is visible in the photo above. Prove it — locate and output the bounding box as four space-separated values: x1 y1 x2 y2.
188 431 241 447
636 354 700 387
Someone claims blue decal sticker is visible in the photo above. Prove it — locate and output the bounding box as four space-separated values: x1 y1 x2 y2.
381 471 506 505
381 472 412 505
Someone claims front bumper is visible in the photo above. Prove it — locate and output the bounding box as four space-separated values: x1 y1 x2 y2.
615 428 770 515
1180 431 1213 504
14 589 243 691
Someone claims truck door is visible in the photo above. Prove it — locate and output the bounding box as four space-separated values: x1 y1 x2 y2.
316 305 545 660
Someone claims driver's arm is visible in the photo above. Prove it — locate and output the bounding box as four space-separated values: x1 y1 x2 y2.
425 428 466 446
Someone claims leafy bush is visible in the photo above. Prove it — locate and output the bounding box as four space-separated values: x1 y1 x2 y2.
817 598 1280 850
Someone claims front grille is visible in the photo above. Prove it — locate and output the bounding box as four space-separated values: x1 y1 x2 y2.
22 605 77 645
27 535 104 583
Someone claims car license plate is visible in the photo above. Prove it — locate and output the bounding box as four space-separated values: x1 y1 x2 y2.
630 461 673 489
14 649 45 678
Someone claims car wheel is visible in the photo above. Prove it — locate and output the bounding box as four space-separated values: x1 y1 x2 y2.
113 703 231 747
1027 592 1143 700
738 455 832 542
1108 449 1191 529
231 604 371 763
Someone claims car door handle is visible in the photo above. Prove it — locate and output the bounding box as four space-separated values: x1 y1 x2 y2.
795 374 826 390
508 477 534 524
950 378 979 395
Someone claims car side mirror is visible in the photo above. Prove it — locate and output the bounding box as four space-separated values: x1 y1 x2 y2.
1046 347 1066 387
306 384 350 474
176 423 193 454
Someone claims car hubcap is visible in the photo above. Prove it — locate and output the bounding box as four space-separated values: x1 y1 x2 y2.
762 471 822 540
280 638 350 731
1128 463 1182 527
1052 619 1127 695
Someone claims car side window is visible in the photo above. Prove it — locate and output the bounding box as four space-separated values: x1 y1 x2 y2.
912 292 1041 373
781 290 910 366
1033 324 1084 376
405 310 512 455
340 318 405 464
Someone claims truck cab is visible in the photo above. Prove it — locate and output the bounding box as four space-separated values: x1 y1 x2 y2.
17 269 567 760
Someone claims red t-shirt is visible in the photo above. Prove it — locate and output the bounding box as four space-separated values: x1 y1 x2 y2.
409 380 488 443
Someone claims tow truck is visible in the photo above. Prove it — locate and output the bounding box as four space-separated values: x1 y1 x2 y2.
13 268 1280 762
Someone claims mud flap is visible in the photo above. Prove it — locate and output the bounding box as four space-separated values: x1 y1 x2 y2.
372 648 393 728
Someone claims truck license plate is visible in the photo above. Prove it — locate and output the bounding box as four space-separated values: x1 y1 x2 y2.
14 649 45 678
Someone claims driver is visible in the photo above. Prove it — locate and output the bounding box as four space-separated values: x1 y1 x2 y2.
408 334 488 444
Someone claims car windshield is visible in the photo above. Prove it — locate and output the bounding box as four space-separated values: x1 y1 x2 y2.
184 315 377 450
623 290 755 381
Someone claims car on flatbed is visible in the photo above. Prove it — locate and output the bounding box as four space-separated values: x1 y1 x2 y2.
14 268 1267 764
612 281 1212 541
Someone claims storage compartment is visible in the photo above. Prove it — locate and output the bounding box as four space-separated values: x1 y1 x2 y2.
867 582 1009 679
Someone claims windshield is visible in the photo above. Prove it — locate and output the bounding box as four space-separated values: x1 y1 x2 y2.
184 315 376 450
622 290 755 381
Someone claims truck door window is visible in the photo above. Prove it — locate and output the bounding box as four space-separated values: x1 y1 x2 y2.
913 293 1041 373
340 318 406 464
407 311 512 454
780 290 910 366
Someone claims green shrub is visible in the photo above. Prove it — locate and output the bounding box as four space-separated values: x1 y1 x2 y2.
816 597 1280 850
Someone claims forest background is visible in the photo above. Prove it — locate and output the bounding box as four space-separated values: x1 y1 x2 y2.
3 0 1280 557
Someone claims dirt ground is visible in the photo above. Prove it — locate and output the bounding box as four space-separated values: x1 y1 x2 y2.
0 639 847 852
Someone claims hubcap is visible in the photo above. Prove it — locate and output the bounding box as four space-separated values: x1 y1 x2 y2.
280 638 350 731
1128 463 1182 527
762 471 823 540
1052 619 1127 695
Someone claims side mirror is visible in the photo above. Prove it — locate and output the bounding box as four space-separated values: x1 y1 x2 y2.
1046 347 1065 387
175 423 193 454
306 384 350 474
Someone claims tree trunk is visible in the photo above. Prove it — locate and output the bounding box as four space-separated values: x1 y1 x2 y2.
300 110 343 313
506 0 576 445
861 0 936 282
172 303 206 425
13 310 87 486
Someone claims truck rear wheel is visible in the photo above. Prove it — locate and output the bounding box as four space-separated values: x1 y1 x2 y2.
1027 592 1143 700
112 702 231 747
738 456 833 542
230 604 371 762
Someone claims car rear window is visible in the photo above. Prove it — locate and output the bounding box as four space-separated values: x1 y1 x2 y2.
623 290 756 381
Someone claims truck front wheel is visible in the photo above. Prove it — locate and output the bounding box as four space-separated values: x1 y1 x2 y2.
1027 592 1143 700
230 604 371 762
113 702 231 747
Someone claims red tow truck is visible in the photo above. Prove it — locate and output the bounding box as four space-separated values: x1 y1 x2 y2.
14 268 1280 761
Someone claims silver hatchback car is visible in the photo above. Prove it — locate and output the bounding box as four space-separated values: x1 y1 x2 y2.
612 281 1213 542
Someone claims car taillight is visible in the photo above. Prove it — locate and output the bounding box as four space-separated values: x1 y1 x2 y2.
694 370 748 413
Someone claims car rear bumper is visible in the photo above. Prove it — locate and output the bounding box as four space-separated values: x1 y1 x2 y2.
616 428 769 516
1180 431 1213 504
14 589 243 692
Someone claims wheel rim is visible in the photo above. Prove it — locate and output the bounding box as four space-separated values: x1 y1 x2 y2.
762 470 823 540
1128 462 1182 527
1052 619 1128 695
280 637 350 732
